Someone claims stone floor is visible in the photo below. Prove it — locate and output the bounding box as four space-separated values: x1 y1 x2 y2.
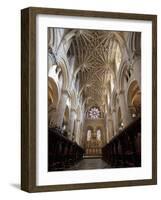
69 158 110 170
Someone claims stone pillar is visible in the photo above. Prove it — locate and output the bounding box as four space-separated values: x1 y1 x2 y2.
108 118 113 141
112 108 117 135
118 90 132 127
106 113 112 141
79 124 83 146
48 28 54 48
75 119 80 144
48 106 57 127
132 58 141 90
53 90 68 127
106 128 109 143
68 108 76 140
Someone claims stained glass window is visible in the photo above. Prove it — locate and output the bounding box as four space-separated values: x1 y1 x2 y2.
88 107 101 119
96 129 101 140
87 130 92 141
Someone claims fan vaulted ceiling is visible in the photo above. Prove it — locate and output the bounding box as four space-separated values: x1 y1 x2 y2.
68 29 124 113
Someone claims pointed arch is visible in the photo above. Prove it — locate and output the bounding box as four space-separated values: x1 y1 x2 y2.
113 32 129 58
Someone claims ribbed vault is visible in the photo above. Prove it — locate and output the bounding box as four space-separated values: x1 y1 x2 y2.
68 29 124 113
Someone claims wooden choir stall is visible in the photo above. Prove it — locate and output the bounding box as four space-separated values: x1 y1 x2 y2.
48 127 85 171
102 117 141 168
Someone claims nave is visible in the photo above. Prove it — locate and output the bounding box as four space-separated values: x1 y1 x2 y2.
48 117 141 171
68 158 110 170
48 28 141 171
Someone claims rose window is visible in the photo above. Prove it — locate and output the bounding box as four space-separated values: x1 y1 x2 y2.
88 107 100 119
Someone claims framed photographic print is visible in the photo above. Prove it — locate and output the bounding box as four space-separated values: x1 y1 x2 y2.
21 7 157 192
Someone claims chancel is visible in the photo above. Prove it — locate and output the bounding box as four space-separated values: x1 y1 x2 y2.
48 28 141 171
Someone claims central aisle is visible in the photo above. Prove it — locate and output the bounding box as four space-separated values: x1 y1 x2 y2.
69 158 110 170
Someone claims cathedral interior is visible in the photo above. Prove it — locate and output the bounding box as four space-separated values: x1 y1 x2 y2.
48 28 141 171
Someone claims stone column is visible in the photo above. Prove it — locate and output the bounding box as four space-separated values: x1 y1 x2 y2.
112 108 117 135
106 128 109 143
53 90 69 127
68 108 76 140
79 123 83 146
118 90 132 127
75 119 80 144
107 118 113 141
48 28 54 48
132 58 141 90
106 113 112 142
48 106 57 127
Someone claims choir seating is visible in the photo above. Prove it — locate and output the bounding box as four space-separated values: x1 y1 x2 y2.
102 117 141 168
48 127 85 171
